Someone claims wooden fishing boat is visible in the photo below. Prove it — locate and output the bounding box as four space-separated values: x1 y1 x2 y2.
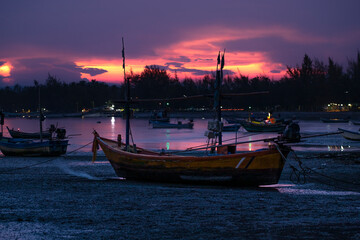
0 137 68 156
92 131 290 186
240 120 286 133
94 46 292 186
7 126 52 139
338 128 360 141
152 121 194 129
0 82 69 157
320 118 349 123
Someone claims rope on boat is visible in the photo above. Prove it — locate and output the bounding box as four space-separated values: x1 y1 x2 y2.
293 153 360 186
0 141 93 174
288 151 308 184
289 151 360 191
274 144 307 184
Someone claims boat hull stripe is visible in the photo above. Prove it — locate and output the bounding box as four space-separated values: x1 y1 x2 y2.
245 156 255 169
235 157 246 169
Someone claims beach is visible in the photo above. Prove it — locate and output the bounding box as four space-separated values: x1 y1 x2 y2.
0 152 359 240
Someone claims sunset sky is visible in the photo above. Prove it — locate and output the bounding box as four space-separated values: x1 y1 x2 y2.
1 0 359 86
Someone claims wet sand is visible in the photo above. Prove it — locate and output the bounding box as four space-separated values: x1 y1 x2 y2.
0 152 359 240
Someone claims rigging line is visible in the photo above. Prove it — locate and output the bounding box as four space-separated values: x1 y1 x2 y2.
166 134 272 154
129 125 135 148
0 157 60 174
283 149 308 184
0 141 93 174
289 164 307 184
274 143 288 162
300 131 342 139
63 141 93 156
292 150 360 187
305 174 360 192
184 132 261 151
304 167 360 186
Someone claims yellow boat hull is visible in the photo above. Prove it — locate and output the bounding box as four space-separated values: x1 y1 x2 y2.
93 134 289 186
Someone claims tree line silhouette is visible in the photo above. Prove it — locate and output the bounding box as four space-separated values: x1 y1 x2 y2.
0 52 359 113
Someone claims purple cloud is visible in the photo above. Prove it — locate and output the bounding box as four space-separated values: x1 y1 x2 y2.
0 0 359 84
167 56 191 63
2 58 106 86
78 68 108 76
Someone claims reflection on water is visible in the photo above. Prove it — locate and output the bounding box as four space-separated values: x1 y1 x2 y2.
2 118 360 154
110 116 115 131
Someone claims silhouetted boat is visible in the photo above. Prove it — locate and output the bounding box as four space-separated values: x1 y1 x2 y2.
222 124 241 132
82 112 102 118
149 110 170 123
225 118 243 124
0 137 68 156
152 120 194 129
338 128 360 141
0 83 69 157
240 120 286 132
7 126 52 139
320 118 349 123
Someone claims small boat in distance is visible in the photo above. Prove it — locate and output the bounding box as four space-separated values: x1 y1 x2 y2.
240 120 287 133
7 125 66 139
0 137 68 156
338 128 360 141
1 123 68 157
225 118 243 124
152 120 194 129
320 118 349 123
7 126 52 139
222 124 241 132
0 83 69 157
149 110 170 123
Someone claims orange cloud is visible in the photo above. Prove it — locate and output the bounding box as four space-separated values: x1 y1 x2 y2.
76 26 306 83
75 51 285 83
75 59 159 83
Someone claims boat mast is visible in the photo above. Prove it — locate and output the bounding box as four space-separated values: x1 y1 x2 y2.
214 50 225 145
122 37 130 150
35 81 44 142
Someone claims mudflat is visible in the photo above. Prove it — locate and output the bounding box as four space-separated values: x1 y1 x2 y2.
0 152 359 240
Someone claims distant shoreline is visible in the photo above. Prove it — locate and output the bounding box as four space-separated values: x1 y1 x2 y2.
4 110 360 121
164 111 360 121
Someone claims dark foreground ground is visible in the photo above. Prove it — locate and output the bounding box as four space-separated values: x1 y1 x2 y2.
0 152 359 240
